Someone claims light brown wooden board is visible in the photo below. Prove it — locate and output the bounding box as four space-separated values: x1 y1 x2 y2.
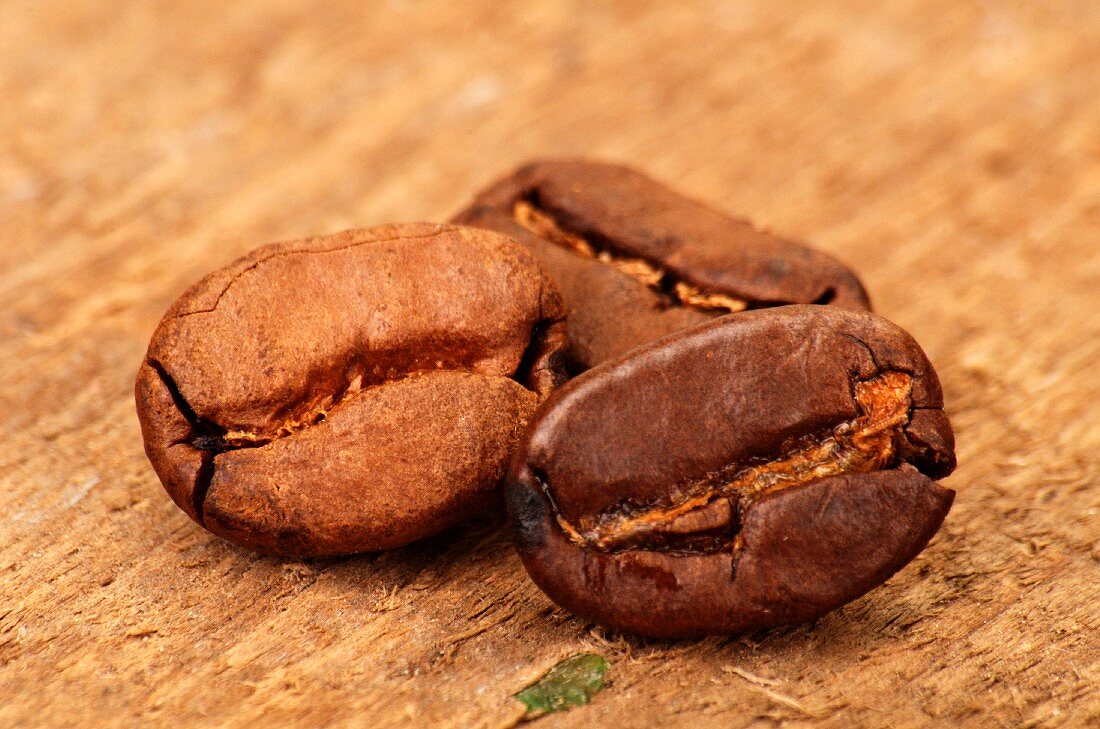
1 2 1098 727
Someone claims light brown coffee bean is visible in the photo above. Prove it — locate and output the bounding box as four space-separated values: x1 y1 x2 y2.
136 223 567 557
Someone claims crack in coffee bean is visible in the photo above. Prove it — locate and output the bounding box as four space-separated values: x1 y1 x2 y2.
548 371 914 554
151 347 534 525
454 160 871 371
183 358 504 453
513 198 751 314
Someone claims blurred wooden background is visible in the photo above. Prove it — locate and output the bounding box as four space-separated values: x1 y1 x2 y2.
1 1 1098 726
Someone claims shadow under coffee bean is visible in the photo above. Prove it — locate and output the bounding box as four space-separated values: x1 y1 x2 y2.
508 306 956 638
136 223 567 557
453 159 871 371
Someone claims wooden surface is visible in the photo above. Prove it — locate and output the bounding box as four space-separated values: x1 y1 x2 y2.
2 2 1098 727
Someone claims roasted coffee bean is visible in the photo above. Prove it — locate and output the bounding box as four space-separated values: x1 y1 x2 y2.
136 224 568 557
508 306 955 637
453 159 870 371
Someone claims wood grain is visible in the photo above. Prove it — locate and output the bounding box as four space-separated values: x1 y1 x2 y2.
1 1 1097 726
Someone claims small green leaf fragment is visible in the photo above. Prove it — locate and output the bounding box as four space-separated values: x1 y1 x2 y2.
514 653 610 718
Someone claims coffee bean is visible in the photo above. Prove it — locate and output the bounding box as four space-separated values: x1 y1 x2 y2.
508 306 955 637
453 159 870 371
136 224 568 557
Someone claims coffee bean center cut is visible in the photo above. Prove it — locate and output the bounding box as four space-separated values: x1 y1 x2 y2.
545 371 914 554
513 199 754 314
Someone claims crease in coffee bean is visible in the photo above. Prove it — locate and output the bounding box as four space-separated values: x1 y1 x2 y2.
151 336 558 525
838 330 925 426
545 370 931 556
147 360 230 524
514 315 566 393
512 197 746 313
147 359 229 450
192 452 216 525
839 332 886 375
728 532 745 582
513 195 838 315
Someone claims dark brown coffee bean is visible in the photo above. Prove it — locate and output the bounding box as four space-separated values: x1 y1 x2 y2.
508 306 955 637
136 224 568 557
453 159 870 371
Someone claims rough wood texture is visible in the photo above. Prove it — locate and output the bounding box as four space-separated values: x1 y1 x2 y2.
1 2 1097 727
